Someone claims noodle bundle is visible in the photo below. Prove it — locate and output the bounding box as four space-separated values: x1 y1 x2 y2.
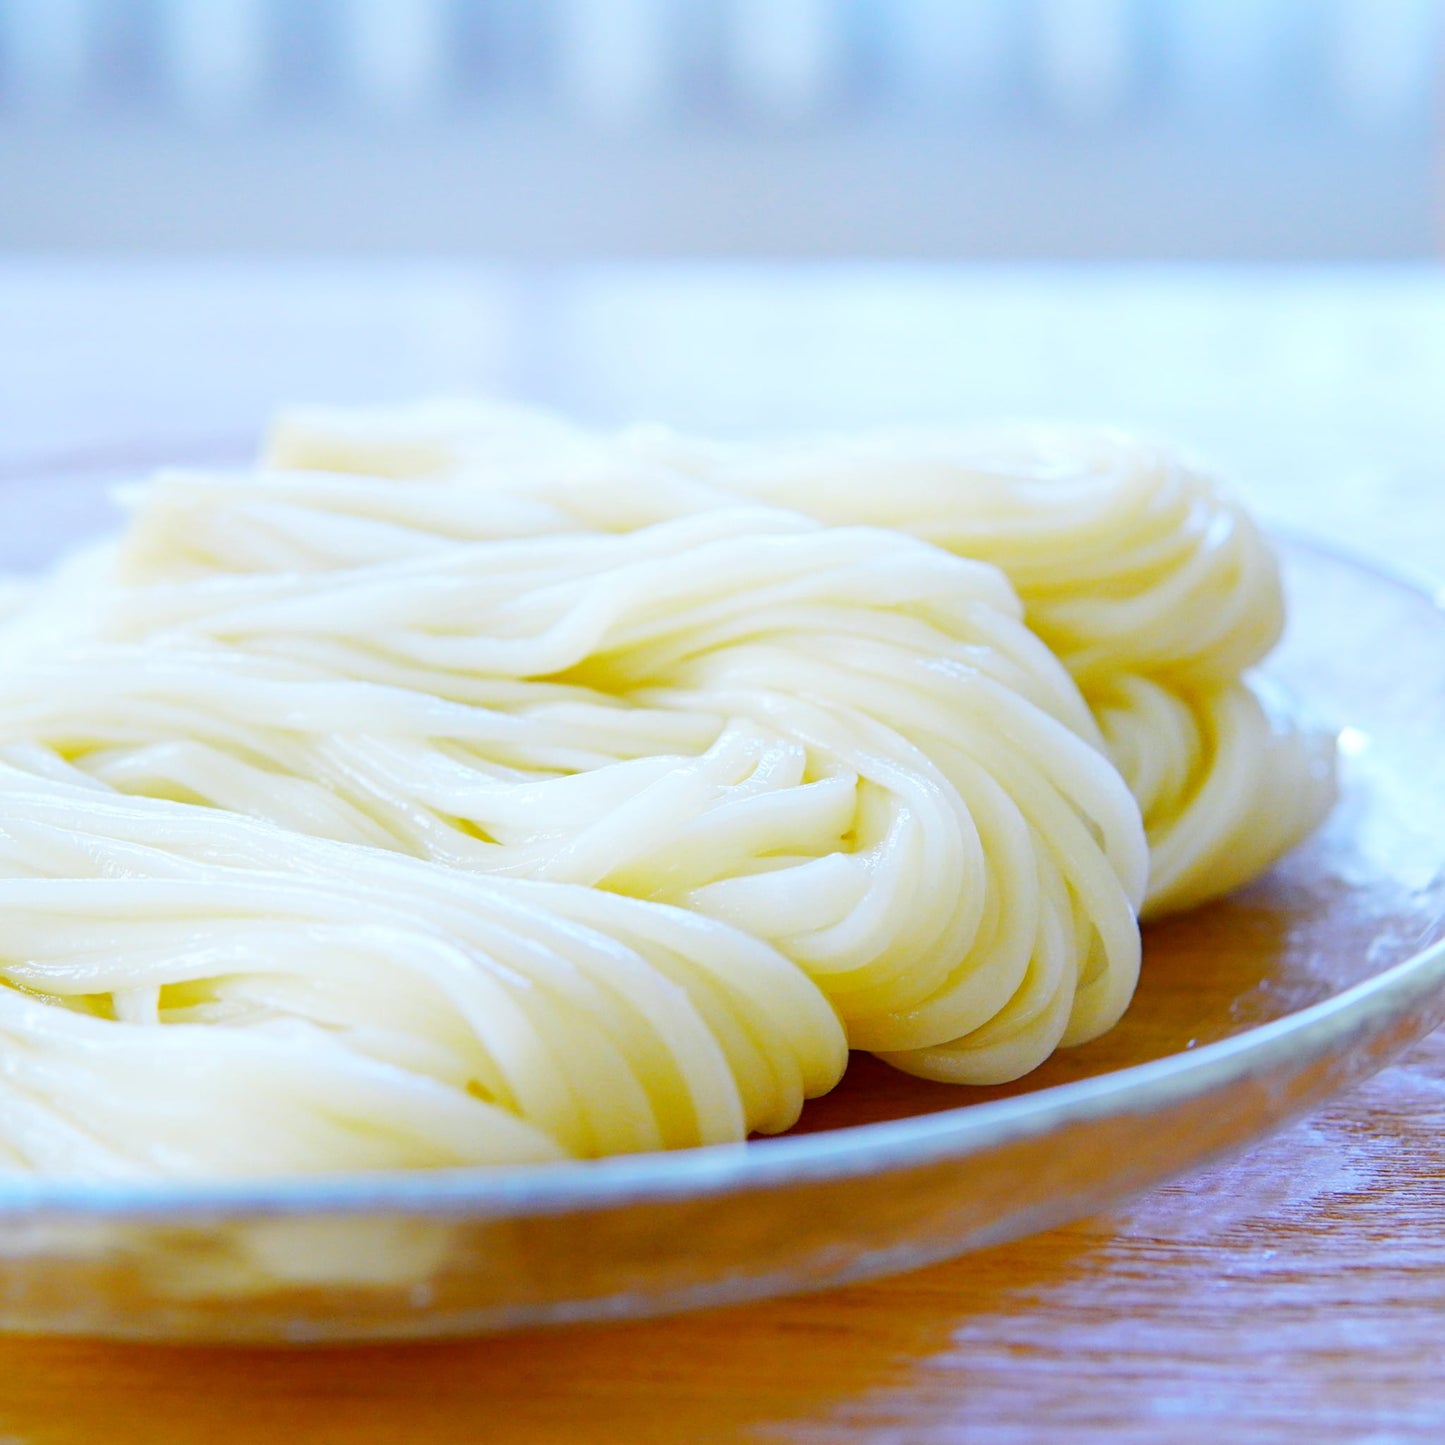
0 399 1334 1178
0 766 842 1175
264 400 1338 915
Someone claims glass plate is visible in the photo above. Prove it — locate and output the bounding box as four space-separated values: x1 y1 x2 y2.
0 479 1441 1342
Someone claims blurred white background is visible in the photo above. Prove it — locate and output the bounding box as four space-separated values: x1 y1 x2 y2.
0 0 1441 257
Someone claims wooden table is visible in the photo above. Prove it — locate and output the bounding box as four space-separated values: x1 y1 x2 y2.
1 263 1444 1443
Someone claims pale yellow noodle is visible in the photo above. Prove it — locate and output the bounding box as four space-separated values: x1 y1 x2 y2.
260 399 1337 915
0 400 1332 1180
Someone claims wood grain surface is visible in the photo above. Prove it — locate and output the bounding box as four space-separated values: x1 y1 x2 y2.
1 263 1444 1443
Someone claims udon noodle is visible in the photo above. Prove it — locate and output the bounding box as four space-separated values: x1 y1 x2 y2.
0 401 1335 1178
265 400 1337 918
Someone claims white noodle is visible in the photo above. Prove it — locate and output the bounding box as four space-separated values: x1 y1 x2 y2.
0 400 1333 1177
